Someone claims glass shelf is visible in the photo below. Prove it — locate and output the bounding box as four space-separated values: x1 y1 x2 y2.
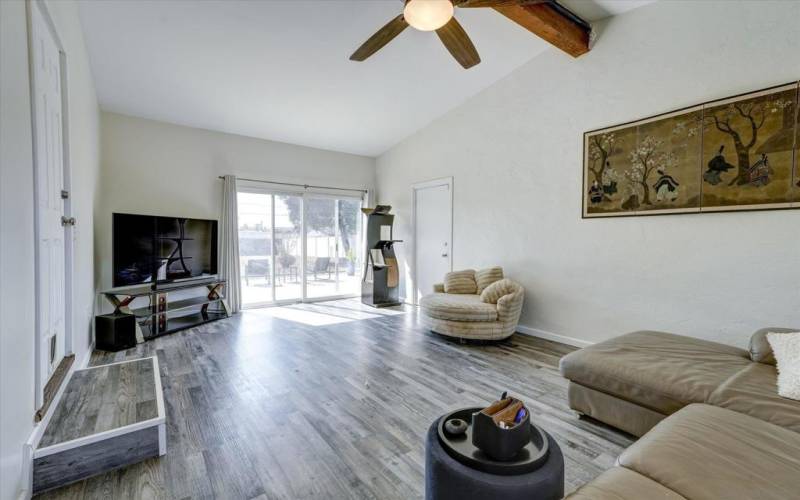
100 277 224 297
131 296 223 317
140 309 228 339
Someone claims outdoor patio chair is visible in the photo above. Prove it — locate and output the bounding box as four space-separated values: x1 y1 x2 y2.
244 258 270 286
310 257 331 280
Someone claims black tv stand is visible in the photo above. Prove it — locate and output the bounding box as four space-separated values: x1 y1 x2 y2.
99 278 230 342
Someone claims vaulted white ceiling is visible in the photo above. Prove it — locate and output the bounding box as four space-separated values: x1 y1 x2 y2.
78 0 654 156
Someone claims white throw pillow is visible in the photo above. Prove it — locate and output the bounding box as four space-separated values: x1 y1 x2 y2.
767 331 800 401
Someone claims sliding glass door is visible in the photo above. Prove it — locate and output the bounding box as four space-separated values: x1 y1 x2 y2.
304 197 364 299
237 190 362 307
274 194 303 302
238 192 273 307
305 197 337 299
336 199 363 296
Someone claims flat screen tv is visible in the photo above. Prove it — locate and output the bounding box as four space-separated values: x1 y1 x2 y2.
113 213 218 288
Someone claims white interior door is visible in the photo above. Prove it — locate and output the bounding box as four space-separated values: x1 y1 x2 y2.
414 179 453 304
31 2 67 392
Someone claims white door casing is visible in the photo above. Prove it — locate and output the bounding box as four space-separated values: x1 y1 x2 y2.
413 178 453 305
30 0 68 401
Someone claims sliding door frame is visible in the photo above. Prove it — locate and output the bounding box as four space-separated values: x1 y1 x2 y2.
270 194 277 298
237 185 364 309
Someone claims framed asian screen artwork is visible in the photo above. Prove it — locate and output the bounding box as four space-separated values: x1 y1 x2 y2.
582 81 799 218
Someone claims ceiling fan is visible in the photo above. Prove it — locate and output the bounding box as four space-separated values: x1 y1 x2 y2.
349 0 553 69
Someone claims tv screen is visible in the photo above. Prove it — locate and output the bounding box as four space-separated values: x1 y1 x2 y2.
113 213 218 287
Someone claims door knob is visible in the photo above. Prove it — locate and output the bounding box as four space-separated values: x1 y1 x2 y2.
441 253 448 257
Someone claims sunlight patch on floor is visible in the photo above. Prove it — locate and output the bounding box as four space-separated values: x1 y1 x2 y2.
259 306 355 326
250 299 405 326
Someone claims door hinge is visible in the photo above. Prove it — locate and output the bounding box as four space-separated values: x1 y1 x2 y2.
61 216 76 226
60 190 69 199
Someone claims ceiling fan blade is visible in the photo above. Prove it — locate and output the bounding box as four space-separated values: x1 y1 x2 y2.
456 0 549 8
350 14 409 62
435 17 480 69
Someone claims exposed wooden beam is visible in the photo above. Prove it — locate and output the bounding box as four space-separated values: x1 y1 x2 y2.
493 2 590 57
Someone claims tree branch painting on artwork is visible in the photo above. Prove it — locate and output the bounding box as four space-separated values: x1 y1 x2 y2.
583 81 799 218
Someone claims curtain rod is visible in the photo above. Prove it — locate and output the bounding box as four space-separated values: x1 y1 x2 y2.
218 175 367 194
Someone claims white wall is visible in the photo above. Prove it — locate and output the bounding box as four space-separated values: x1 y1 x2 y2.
97 112 375 289
0 2 37 499
376 0 800 348
0 1 100 499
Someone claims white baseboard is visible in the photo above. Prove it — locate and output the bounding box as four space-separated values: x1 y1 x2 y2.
515 324 594 348
17 444 32 500
75 341 94 370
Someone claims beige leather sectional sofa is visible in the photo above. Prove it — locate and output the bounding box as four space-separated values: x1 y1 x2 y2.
560 328 800 499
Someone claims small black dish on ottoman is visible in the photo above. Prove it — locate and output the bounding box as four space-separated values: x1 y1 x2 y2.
425 408 564 500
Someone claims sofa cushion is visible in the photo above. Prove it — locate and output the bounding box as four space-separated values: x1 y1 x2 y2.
443 269 477 294
480 278 519 304
568 383 666 437
707 362 800 432
749 327 799 365
559 331 751 414
566 467 686 500
618 404 800 500
475 267 503 294
419 293 497 322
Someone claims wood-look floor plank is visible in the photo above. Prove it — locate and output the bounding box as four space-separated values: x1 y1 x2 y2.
36 299 631 499
38 359 157 448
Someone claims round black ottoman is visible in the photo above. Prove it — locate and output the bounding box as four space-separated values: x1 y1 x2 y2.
425 419 564 500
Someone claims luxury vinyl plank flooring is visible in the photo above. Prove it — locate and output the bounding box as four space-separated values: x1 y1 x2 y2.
38 359 158 448
36 300 633 499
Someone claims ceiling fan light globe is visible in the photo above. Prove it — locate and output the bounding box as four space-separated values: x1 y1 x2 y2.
403 0 454 31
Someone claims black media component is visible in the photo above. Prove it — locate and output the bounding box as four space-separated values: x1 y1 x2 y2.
361 205 402 307
95 312 137 352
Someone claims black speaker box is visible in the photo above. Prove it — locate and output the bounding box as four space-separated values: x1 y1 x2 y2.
95 312 137 352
